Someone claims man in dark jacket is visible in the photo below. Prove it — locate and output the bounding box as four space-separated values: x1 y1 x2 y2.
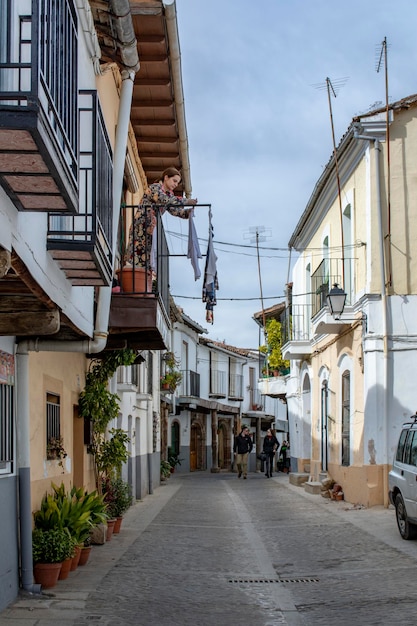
233 425 253 479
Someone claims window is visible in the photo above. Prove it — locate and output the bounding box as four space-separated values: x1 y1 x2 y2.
46 392 61 454
341 371 350 466
0 383 14 473
396 429 409 462
171 422 180 456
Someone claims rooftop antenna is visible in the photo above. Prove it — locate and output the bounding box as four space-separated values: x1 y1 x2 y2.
376 36 392 287
312 76 349 288
244 226 271 371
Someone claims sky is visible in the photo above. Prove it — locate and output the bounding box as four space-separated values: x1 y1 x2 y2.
163 0 417 350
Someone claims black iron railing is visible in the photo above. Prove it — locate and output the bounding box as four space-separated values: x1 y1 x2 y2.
47 90 113 284
179 370 200 397
118 204 170 317
0 0 78 181
311 258 344 317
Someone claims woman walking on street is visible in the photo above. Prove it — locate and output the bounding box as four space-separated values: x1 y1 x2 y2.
263 428 279 478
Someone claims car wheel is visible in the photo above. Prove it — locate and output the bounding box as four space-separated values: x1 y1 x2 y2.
395 493 417 540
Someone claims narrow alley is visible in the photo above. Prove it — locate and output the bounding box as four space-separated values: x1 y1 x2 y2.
2 472 417 626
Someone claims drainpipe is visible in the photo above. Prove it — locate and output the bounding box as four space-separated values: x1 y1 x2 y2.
16 3 139 592
354 127 389 506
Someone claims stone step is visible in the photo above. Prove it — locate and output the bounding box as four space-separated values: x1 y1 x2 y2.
304 481 322 495
289 472 309 487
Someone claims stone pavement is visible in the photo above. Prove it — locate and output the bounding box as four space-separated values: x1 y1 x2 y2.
1 471 416 626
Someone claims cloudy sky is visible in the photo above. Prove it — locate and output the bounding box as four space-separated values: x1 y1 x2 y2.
163 0 417 349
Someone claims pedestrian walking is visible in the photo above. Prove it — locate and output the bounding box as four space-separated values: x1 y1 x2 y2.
280 440 290 473
233 425 253 479
263 428 279 478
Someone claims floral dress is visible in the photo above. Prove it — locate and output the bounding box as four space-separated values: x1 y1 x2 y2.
126 182 191 267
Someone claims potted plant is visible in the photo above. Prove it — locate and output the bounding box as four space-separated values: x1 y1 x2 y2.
102 476 132 533
168 451 183 473
32 528 75 588
78 349 135 494
33 482 107 566
160 459 171 481
160 351 182 392
259 319 290 375
160 370 182 392
46 436 67 471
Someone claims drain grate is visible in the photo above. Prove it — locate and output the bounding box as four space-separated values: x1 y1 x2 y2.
228 578 319 584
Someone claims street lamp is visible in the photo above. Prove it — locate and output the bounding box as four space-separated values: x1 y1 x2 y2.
326 283 347 320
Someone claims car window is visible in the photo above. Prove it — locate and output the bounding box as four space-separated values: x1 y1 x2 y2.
410 431 417 467
403 429 416 465
396 428 409 462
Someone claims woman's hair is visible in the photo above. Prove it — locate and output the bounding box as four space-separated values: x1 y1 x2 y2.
159 167 181 182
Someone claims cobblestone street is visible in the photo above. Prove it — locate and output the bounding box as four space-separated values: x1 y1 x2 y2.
2 471 417 626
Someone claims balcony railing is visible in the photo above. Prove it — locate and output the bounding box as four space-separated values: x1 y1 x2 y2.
0 0 78 212
107 206 171 350
229 374 243 399
210 370 226 398
47 91 113 285
311 258 344 317
116 204 170 316
280 304 312 344
179 370 200 397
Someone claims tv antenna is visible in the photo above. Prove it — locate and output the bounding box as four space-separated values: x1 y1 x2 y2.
312 76 349 286
376 36 392 287
244 226 271 347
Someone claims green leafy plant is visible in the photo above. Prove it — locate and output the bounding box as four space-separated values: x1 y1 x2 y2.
78 349 136 492
33 482 107 546
160 351 182 391
168 451 183 469
102 477 132 518
160 459 171 480
259 319 290 374
46 436 67 470
32 528 76 564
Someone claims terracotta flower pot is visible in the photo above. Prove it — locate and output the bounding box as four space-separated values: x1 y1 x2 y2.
106 519 116 541
78 545 92 566
58 557 73 580
70 545 81 571
34 562 62 589
116 267 152 294
113 516 123 534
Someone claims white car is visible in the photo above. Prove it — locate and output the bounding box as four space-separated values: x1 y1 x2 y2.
388 415 417 539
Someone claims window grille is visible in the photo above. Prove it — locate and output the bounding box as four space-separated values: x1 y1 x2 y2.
0 383 14 473
46 393 61 442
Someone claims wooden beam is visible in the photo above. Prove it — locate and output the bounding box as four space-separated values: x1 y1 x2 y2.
0 309 60 335
136 78 170 86
133 119 175 127
0 250 11 278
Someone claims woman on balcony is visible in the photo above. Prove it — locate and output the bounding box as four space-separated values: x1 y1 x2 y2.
126 167 198 269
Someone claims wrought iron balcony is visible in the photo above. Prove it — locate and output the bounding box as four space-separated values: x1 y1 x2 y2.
210 370 227 398
0 0 78 213
228 374 243 400
280 304 312 360
178 370 200 397
108 206 171 351
47 91 113 286
311 258 344 317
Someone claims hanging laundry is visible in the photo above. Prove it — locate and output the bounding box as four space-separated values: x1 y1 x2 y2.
187 209 202 280
202 208 218 324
